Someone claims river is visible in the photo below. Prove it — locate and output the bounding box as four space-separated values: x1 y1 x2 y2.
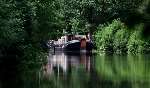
0 51 150 88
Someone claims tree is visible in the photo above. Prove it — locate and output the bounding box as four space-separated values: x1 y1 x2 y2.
0 0 62 67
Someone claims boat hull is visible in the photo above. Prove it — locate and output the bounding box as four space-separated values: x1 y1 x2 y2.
63 41 94 51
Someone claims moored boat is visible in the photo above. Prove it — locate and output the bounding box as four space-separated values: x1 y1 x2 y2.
48 34 94 51
63 40 94 51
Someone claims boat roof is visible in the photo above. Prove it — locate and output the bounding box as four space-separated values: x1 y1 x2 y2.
63 34 86 37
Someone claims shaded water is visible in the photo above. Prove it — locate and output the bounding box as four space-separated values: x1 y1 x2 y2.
0 51 150 88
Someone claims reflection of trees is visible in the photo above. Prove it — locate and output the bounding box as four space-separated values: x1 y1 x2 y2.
96 54 150 88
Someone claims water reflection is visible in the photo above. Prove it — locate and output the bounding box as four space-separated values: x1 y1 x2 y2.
95 54 150 88
42 51 93 78
96 54 150 81
40 52 150 88
0 52 150 88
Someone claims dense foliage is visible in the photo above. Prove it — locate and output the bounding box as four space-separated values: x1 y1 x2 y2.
94 0 150 54
0 0 53 68
95 19 150 54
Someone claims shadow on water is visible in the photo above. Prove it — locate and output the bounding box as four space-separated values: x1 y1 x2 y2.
0 51 150 88
0 56 41 88
0 57 20 88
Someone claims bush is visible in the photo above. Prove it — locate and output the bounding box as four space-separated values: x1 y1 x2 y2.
95 19 150 54
127 24 150 53
113 26 129 53
95 19 127 52
95 24 113 51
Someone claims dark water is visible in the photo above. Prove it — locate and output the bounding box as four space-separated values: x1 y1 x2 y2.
0 51 150 88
